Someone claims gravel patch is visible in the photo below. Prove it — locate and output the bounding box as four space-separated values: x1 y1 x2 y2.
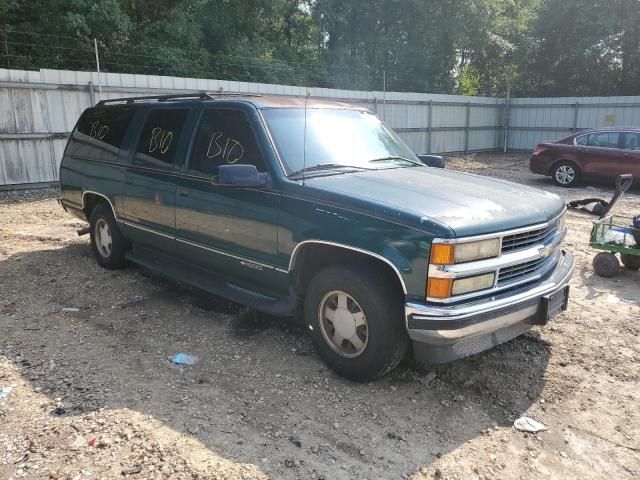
1 154 638 479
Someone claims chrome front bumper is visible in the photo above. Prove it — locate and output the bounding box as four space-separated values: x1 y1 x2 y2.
406 250 575 363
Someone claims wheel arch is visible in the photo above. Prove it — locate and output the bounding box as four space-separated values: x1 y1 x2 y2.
82 191 117 220
289 240 408 297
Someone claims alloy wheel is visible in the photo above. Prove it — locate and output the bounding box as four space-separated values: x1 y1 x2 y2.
94 218 113 258
555 165 576 185
318 290 369 358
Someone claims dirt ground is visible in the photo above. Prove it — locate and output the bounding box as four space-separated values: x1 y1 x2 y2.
0 153 638 480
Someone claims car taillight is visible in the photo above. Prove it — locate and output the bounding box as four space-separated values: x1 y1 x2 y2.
533 145 547 156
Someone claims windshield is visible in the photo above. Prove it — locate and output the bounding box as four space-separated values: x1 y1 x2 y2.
261 108 420 176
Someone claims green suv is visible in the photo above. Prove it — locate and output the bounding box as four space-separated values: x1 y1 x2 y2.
59 93 575 381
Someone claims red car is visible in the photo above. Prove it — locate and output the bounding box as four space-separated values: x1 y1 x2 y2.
530 127 640 187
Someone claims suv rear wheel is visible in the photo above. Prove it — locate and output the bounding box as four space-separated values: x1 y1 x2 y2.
89 203 128 269
304 265 409 381
552 161 580 187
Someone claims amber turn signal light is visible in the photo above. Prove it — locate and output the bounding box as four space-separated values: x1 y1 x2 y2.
426 277 453 299
430 243 454 265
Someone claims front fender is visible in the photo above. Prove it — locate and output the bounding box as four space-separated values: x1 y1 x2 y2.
278 192 442 300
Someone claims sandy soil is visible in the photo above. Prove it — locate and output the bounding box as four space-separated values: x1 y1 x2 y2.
0 153 638 480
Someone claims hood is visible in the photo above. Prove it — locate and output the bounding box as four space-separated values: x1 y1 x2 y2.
303 167 564 237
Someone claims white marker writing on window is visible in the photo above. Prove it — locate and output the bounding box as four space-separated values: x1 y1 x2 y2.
149 127 173 155
207 132 244 164
89 121 109 140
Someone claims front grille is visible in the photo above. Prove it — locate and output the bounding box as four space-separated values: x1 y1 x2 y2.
497 256 548 285
429 215 565 303
501 224 556 253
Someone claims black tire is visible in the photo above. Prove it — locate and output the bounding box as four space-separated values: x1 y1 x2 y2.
620 254 640 270
592 252 620 278
89 203 128 269
304 265 409 382
552 161 581 187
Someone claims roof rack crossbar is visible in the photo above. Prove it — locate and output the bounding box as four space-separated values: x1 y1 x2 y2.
96 91 262 106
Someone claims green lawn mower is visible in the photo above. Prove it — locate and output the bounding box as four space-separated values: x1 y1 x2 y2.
589 174 640 277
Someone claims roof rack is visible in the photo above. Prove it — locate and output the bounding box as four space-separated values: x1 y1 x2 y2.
96 91 261 106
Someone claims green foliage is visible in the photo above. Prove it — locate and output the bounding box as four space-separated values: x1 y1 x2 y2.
458 66 480 96
522 0 640 96
1 0 638 96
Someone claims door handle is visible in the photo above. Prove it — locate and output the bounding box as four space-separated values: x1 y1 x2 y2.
178 191 190 197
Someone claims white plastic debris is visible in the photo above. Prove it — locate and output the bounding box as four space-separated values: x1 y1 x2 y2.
62 307 80 313
514 416 547 433
0 386 13 400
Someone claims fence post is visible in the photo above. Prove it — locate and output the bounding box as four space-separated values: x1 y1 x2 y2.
373 96 378 114
573 102 579 132
502 98 510 153
88 81 96 106
464 102 471 153
427 100 433 154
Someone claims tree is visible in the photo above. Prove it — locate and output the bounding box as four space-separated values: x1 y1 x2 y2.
458 65 480 96
1 0 638 96
521 0 640 96
1 0 130 70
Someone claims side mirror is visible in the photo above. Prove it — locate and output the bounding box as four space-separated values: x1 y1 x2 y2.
218 164 271 187
417 154 445 169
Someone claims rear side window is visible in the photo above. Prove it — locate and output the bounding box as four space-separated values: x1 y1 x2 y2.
622 132 640 151
587 132 620 148
67 107 135 163
188 109 266 176
134 109 189 166
75 107 134 148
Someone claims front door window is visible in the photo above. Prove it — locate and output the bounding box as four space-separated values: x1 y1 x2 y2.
188 109 267 177
622 132 640 151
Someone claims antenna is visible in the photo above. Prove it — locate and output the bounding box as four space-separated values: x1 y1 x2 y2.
302 87 309 185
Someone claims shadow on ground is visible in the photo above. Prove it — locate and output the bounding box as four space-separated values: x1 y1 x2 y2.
1 244 552 479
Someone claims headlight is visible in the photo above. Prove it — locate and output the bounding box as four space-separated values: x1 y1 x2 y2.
427 273 496 298
556 212 566 234
430 238 501 265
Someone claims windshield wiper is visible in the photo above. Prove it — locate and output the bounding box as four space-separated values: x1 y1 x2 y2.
368 156 423 166
288 163 371 178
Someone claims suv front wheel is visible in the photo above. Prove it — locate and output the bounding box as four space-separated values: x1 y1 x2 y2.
304 265 409 381
89 203 128 269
